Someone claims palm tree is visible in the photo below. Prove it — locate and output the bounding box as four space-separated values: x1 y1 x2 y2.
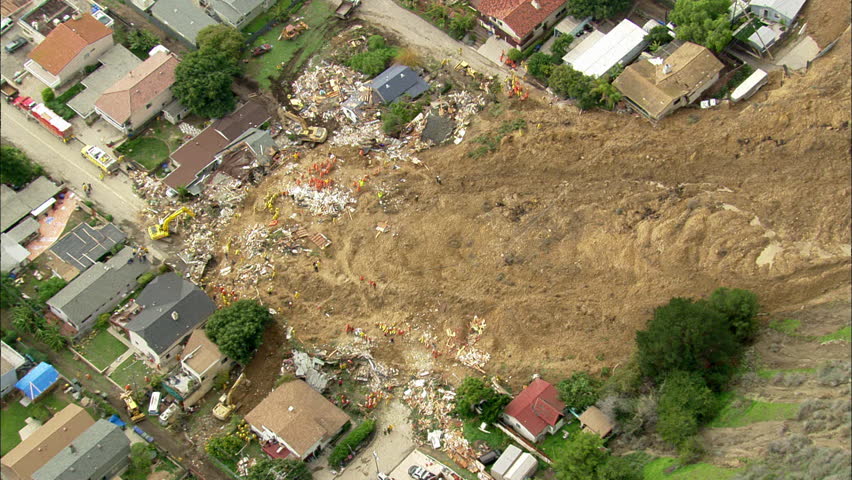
592 81 623 110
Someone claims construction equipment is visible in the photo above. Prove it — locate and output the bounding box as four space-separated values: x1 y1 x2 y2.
278 108 328 144
278 21 308 41
212 373 245 421
334 0 360 19
251 43 272 56
121 391 146 423
148 206 195 240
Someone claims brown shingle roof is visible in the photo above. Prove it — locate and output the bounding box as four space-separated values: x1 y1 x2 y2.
95 51 179 125
163 100 270 189
181 329 224 375
613 42 724 119
245 380 350 458
578 406 614 438
472 0 565 39
1 404 95 480
27 14 113 75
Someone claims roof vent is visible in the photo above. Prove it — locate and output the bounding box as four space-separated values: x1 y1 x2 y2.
531 0 540 9
171 311 180 321
69 444 76 454
662 63 672 74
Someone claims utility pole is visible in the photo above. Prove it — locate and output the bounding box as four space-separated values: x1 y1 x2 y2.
373 451 380 475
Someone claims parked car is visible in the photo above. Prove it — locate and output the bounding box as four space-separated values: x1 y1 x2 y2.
4 36 27 53
1 17 13 35
407 466 436 480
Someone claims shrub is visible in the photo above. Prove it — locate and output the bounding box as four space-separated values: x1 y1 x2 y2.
348 48 396 77
328 419 373 467
551 34 574 59
382 98 424 136
2 328 19 345
37 277 67 305
205 434 243 461
137 272 155 287
453 377 510 423
367 35 386 51
95 313 110 330
507 48 523 62
449 14 475 39
205 299 272 364
31 404 52 422
557 372 601 410
657 371 716 448
42 88 55 102
708 287 759 343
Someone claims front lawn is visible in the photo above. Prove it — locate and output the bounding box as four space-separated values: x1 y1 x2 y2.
116 137 170 172
75 329 128 371
1 392 69 456
244 0 335 90
109 356 155 389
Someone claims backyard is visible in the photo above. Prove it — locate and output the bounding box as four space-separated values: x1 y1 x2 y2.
244 0 336 90
1 392 69 456
73 328 129 371
109 355 156 390
116 117 192 172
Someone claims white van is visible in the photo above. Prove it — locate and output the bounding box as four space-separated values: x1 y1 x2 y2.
148 391 162 415
0 18 13 36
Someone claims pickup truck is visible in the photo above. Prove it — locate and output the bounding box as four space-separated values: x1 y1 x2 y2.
334 0 360 19
1 79 19 100
133 426 155 443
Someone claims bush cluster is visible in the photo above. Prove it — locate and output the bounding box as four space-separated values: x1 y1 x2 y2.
328 419 373 467
347 35 396 77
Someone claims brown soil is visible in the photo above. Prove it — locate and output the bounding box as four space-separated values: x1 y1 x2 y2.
799 0 852 47
202 28 852 398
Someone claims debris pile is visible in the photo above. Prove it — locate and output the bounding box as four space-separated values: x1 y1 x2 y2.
236 456 257 476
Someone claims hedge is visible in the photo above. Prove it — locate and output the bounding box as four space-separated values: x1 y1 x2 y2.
328 419 374 467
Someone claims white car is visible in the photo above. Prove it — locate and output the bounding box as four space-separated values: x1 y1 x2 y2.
0 17 12 36
700 99 720 109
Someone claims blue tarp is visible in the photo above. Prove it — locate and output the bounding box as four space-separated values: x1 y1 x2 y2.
108 414 127 429
15 362 59 400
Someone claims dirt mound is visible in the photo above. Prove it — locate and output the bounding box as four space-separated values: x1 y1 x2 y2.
205 31 851 391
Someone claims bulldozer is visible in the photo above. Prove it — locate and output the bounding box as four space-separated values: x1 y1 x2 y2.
278 21 309 41
148 207 195 240
121 390 146 423
212 373 245 421
278 108 328 144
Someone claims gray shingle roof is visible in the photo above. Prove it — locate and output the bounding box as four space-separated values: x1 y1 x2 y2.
0 178 63 232
46 248 149 328
49 223 126 271
151 0 218 45
127 273 216 353
31 419 130 480
370 65 429 104
209 0 263 24
68 45 143 118
6 217 40 244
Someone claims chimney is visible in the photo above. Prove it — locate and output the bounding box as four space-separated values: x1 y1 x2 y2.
171 311 179 321
69 444 76 454
531 0 540 9
662 63 672 74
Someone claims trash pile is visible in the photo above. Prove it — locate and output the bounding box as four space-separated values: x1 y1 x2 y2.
236 456 257 476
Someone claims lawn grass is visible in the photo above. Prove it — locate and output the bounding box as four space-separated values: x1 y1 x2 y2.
242 0 290 34
116 136 170 172
818 325 851 343
1 392 69 456
756 367 816 379
109 356 155 389
537 421 581 459
244 0 335 90
768 318 800 335
710 393 798 428
75 329 128 371
462 419 511 451
643 457 741 480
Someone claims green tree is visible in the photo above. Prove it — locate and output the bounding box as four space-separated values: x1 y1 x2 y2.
636 297 741 389
12 306 43 334
36 277 66 305
553 431 608 480
36 324 67 351
644 25 674 47
557 372 601 410
247 458 312 480
449 14 476 39
550 34 574 59
0 146 44 188
526 52 556 80
173 49 240 119
196 24 246 59
507 48 524 62
129 443 156 473
708 287 759 343
347 49 396 77
567 0 630 19
205 299 272 364
205 434 243 461
591 80 622 110
367 35 387 51
669 0 733 52
548 65 600 110
598 456 642 480
128 29 159 55
382 98 423 136
657 371 716 448
1 273 22 309
453 377 511 424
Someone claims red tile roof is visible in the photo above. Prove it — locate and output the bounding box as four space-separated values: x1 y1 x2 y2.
473 0 566 40
28 14 113 75
95 51 179 125
503 378 565 437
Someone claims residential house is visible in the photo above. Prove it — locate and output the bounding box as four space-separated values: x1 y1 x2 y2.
162 100 270 194
17 0 78 43
501 378 566 443
32 419 130 480
0 404 95 480
49 222 126 272
95 50 180 135
472 0 568 49
6 218 41 246
613 42 724 120
577 406 614 439
369 65 430 104
125 273 216 369
46 248 148 336
1 341 27 397
563 19 647 78
1 234 31 273
245 379 351 460
25 13 113 88
1 178 63 233
750 0 806 25
209 0 274 30
15 362 59 401
67 45 142 119
491 445 537 480
215 127 278 170
163 329 232 407
150 0 218 47
553 14 591 38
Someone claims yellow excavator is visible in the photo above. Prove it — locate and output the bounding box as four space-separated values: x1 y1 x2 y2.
121 391 146 423
148 207 195 240
212 373 245 421
278 108 328 144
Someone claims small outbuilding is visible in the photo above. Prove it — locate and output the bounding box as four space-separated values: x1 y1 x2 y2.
370 65 429 104
491 445 537 480
577 406 614 439
15 362 59 401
